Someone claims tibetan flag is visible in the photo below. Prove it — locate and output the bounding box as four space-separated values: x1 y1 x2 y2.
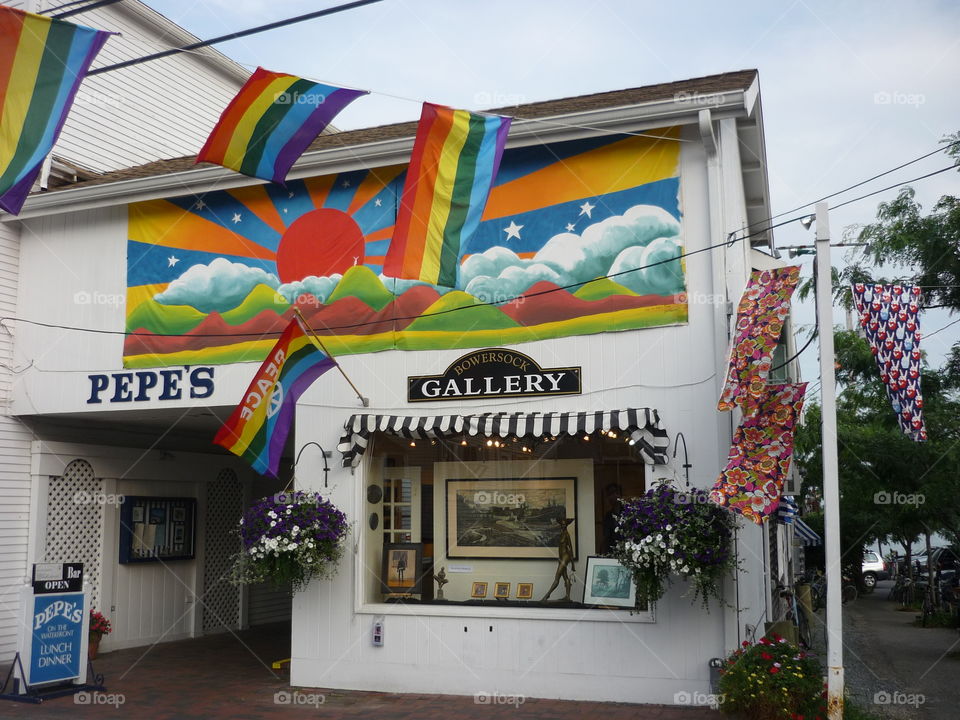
196 67 367 184
384 102 511 288
214 316 336 476
0 6 111 215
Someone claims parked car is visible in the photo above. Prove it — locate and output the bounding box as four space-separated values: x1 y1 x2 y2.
861 551 889 588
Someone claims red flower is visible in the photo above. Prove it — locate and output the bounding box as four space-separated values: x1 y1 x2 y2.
760 652 772 660
769 667 780 674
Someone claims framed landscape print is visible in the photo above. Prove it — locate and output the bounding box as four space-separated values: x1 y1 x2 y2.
446 477 577 559
380 543 424 595
516 582 534 600
493 582 511 599
470 581 488 598
582 556 636 608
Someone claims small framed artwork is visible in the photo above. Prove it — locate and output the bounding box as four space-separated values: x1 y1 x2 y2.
149 507 166 524
470 581 488 599
173 507 186 522
493 582 511 599
380 543 424 595
174 525 185 543
516 582 534 600
583 556 636 608
131 506 144 523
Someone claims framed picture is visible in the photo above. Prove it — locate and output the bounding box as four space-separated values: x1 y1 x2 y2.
148 507 166 524
119 497 196 564
174 525 185 543
582 556 637 608
446 477 577 559
470 581 488 599
516 582 534 600
131 506 144 523
493 582 511 599
173 507 186 522
380 543 424 595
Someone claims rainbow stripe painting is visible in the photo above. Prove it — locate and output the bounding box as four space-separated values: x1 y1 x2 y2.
384 103 511 287
0 6 111 214
214 315 336 476
197 67 367 184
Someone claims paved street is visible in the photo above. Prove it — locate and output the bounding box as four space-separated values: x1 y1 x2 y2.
0 624 718 719
839 579 959 719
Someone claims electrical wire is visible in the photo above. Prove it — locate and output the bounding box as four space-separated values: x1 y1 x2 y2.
769 322 817 373
51 0 122 19
41 0 101 15
734 163 960 244
87 0 388 76
924 316 960 340
732 138 960 236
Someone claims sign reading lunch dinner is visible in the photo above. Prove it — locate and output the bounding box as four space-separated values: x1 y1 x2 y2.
28 592 85 684
408 348 581 402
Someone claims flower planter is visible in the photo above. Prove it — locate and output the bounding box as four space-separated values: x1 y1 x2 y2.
88 632 102 660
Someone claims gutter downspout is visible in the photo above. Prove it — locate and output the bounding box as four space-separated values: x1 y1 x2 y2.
699 108 742 650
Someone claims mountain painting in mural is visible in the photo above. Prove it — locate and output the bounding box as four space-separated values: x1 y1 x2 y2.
124 130 687 368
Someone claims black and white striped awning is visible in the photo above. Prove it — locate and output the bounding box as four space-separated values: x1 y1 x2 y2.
337 408 670 468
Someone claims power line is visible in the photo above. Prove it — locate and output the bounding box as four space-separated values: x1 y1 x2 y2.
87 0 388 76
51 0 122 19
735 163 959 243
925 316 960 340
732 138 960 236
42 0 99 14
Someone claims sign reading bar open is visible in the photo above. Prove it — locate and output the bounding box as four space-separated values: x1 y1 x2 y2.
408 348 581 402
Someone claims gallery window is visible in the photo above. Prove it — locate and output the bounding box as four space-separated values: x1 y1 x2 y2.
358 428 653 611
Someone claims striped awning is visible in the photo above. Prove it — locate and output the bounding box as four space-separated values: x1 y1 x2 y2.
777 496 800 524
337 408 670 468
794 518 822 546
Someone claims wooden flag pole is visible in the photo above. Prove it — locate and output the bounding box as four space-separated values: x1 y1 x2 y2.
293 308 369 407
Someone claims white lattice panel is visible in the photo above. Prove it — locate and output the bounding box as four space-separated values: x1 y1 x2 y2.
202 468 243 632
45 459 104 611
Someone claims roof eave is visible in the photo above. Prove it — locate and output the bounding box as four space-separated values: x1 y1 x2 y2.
6 86 756 222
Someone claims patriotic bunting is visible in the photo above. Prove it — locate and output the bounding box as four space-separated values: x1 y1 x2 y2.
384 102 512 288
851 283 926 442
214 315 336 476
718 266 801 415
197 67 367 184
0 6 112 214
711 382 808 524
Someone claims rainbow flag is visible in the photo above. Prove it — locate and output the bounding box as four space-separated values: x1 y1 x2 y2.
197 67 367 184
0 6 111 215
214 316 336 476
384 102 511 287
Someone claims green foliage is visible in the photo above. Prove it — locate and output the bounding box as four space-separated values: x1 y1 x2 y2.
717 634 825 719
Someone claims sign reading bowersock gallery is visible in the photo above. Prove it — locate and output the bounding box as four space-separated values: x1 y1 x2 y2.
408 348 581 402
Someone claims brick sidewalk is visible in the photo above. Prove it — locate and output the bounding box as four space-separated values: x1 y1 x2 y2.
0 624 719 719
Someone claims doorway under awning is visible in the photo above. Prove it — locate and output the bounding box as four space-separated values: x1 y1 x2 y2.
337 408 670 467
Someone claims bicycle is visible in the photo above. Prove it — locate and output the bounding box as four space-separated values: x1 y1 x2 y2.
778 584 812 650
807 569 826 611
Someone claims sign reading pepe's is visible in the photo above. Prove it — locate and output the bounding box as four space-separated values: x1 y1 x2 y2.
408 349 581 402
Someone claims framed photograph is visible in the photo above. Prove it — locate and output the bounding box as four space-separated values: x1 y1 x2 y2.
470 581 488 599
446 477 577 559
493 582 511 599
516 582 534 600
173 507 186 522
148 507 166 524
380 543 424 595
131 506 144 523
582 556 637 608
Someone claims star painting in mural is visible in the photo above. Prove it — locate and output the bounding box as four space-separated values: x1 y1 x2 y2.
565 222 576 232
579 200 595 218
193 199 206 211
503 221 523 241
167 255 180 267
231 213 242 224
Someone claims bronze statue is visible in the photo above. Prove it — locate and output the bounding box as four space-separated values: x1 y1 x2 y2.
541 518 575 602
433 566 448 600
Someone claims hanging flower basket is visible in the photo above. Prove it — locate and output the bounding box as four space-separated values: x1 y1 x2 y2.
610 484 738 609
231 491 349 593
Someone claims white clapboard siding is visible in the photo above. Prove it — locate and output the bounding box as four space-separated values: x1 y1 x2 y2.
0 219 36 663
47 0 249 173
247 584 292 627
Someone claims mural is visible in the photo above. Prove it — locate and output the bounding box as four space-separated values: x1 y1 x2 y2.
124 128 687 368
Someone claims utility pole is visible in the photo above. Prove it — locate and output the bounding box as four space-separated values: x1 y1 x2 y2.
815 201 844 719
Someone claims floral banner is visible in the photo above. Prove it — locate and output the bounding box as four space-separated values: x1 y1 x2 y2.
718 266 801 416
711 382 808 524
851 283 926 442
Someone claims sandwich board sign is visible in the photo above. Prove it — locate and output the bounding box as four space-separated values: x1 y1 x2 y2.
2 564 92 698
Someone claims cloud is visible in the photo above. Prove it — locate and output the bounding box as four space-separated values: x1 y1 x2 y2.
154 258 279 313
277 275 342 304
459 204 682 299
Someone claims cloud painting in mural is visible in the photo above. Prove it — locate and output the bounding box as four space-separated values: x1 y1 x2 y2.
123 131 687 368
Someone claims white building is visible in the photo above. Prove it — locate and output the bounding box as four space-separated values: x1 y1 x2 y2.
4 64 804 705
0 0 247 661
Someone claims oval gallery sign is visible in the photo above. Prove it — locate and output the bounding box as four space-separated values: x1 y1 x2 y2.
408 348 581 402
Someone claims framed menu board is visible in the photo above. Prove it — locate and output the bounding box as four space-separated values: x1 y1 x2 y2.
119 497 196 563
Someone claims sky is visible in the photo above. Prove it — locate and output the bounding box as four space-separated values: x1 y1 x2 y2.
141 0 960 384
